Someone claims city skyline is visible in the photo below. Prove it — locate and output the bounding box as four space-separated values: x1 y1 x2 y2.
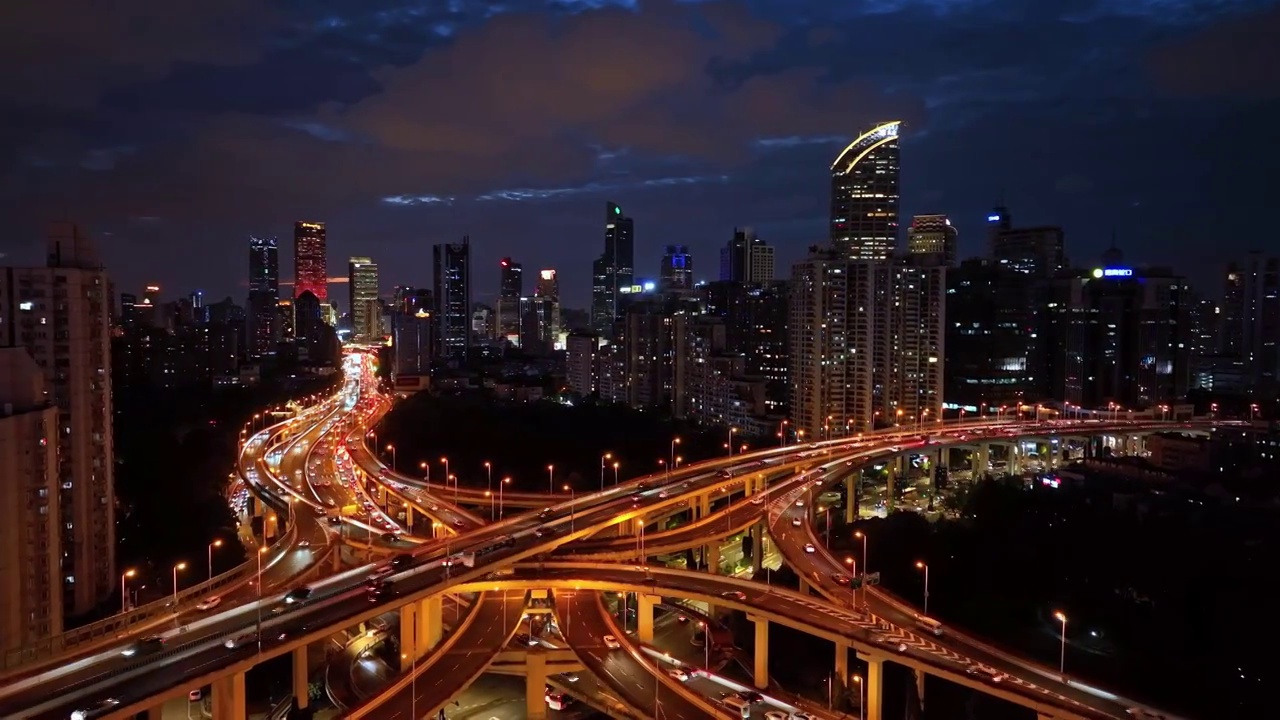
0 1 1274 308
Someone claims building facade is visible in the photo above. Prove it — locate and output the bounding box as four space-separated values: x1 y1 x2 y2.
247 235 278 357
590 202 635 336
719 228 775 283
906 214 958 266
433 236 472 359
830 121 901 261
497 258 523 342
348 256 380 341
293 221 327 303
660 245 694 294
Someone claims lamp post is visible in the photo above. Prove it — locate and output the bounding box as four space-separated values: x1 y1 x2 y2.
727 427 736 456
385 444 396 471
669 438 680 478
171 562 187 608
484 461 492 495
440 457 451 502
915 561 929 616
120 569 136 613
1054 611 1067 675
547 464 555 494
419 461 429 489
778 419 789 447
612 462 620 486
854 530 869 605
207 539 223 582
599 453 612 491
563 484 576 533
500 477 511 519
256 546 267 650
853 674 864 720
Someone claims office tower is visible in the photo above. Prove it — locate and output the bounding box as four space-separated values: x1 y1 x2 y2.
945 258 1045 411
789 249 944 437
0 223 115 617
497 258 523 341
986 208 1066 276
1045 256 1191 408
518 297 558 355
393 308 433 386
432 236 472 359
119 293 138 329
660 245 694 294
702 280 790 413
347 256 380 341
276 299 295 341
0 349 62 653
1218 254 1280 395
830 121 901 261
293 291 324 360
566 332 600 396
590 202 635 336
247 235 279 357
536 269 559 300
907 215 958 266
293 221 327 303
719 228 775 283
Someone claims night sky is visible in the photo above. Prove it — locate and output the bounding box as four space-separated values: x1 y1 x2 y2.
1 1 1276 310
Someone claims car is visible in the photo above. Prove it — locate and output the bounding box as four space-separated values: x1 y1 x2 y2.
658 491 670 498
429 504 439 511
720 591 746 601
602 635 622 649
631 494 645 502
195 596 222 611
534 527 557 538
676 614 689 623
832 573 851 585
562 673 580 682
187 689 203 702
224 632 257 649
70 698 121 720
453 519 465 527
389 553 414 569
367 582 396 602
792 713 818 720
284 586 313 604
381 533 400 543
794 499 805 507
538 508 553 519
765 712 789 720
737 691 763 704
791 517 803 527
751 495 766 505
121 635 165 657
327 516 342 526
297 540 310 547
804 543 817 553
667 668 690 681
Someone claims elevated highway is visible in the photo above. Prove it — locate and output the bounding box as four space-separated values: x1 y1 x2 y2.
5 417 1224 720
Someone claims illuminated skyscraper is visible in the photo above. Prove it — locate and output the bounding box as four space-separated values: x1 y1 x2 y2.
247 235 279 357
535 269 559 300
830 121 901 261
719 228 774 283
348 257 380 341
293 221 327 303
660 245 694 294
433 236 471 358
497 258 523 341
591 202 635 336
906 215 958 267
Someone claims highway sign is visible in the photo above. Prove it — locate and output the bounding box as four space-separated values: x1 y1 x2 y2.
865 572 881 586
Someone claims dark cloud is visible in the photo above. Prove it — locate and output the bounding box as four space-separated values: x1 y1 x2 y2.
1146 5 1280 99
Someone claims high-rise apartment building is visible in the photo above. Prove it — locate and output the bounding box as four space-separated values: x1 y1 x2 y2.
830 121 901 261
591 202 635 336
702 280 790 413
293 221 327 303
1218 253 1280 395
0 223 115 617
247 235 279 357
789 249 944 437
906 215 958 266
986 208 1066 276
0 348 62 653
566 332 600 396
719 228 775 283
497 258 523 341
276 298 295 341
347 256 380 341
660 245 694 294
432 236 472 359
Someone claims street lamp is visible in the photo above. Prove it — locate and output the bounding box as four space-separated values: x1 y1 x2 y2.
1054 611 1068 674
256 546 268 650
854 530 869 604
727 427 737 456
670 438 680 477
915 561 929 616
385 444 396 471
500 477 511 518
547 464 555 494
612 461 620 486
120 569 136 613
419 461 430 489
171 562 187 608
852 674 864 720
599 453 612 491
563 484 576 533
484 461 492 495
207 539 224 582
440 457 450 498
778 419 789 447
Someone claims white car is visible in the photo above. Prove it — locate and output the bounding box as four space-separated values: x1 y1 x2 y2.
791 518 802 527
667 668 690 681
751 496 766 505
794 499 805 507
602 635 621 649
804 543 816 553
195 596 222 611
70 698 120 720
765 712 788 720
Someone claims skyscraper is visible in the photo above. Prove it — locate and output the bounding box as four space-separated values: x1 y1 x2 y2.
433 236 472 358
247 235 279 357
591 202 635 336
0 223 115 617
347 256 380 340
535 269 561 342
906 215 958 266
293 221 327 303
660 245 694 294
497 258 523 341
830 121 901 261
986 208 1066 276
719 228 775 283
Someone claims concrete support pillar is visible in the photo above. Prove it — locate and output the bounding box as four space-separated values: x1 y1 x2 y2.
399 601 418 671
704 540 720 574
834 642 849 700
292 644 309 709
637 594 659 644
750 523 763 574
405 504 414 529
419 595 443 652
975 443 990 475
377 485 387 505
696 494 710 520
799 578 810 596
211 671 247 720
915 667 926 710
862 655 884 720
885 462 896 513
749 616 769 689
844 476 857 524
526 650 548 720
144 706 163 720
